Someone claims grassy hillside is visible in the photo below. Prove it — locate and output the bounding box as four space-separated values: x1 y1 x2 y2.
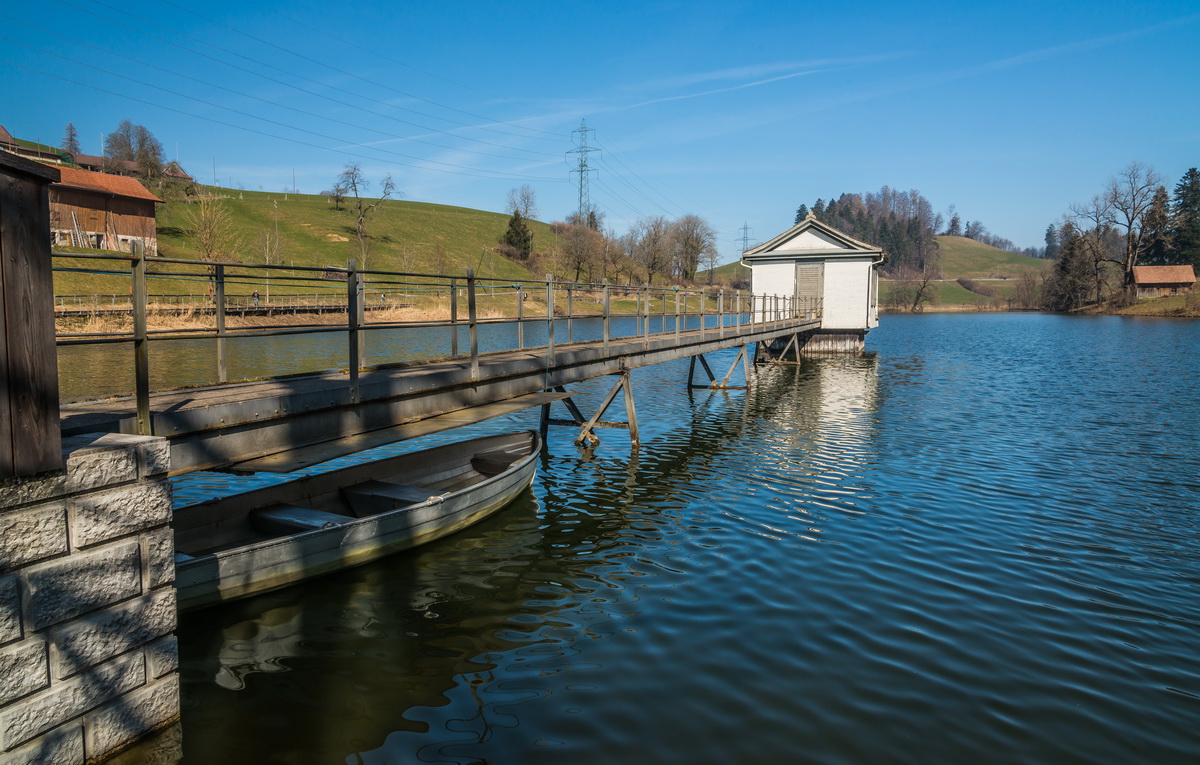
879 280 981 306
935 235 1049 279
158 188 557 278
696 259 751 285
54 187 561 297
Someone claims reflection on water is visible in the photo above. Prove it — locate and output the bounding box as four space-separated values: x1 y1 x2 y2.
170 314 1200 764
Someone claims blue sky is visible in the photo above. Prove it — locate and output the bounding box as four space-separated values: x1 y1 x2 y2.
2 0 1198 261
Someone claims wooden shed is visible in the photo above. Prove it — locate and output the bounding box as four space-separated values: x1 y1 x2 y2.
1132 265 1195 298
49 165 161 254
741 214 883 352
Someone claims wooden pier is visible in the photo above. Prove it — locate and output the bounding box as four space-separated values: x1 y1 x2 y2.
61 311 818 474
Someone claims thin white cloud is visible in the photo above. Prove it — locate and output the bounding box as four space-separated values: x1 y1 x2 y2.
634 54 905 92
621 69 825 110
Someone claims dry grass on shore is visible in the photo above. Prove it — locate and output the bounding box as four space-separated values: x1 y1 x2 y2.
54 302 522 336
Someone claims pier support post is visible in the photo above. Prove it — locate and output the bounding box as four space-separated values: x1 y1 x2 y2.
687 348 749 390
538 374 639 449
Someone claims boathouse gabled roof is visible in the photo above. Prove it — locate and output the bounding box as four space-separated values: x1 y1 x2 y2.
1132 264 1196 286
742 212 883 261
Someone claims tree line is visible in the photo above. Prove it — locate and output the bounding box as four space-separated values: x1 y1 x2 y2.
497 185 722 286
1042 163 1199 311
793 186 940 276
60 120 196 198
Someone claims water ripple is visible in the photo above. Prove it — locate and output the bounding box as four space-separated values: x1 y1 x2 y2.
170 315 1200 764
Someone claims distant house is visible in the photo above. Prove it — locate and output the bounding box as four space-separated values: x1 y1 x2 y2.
1132 265 1196 298
73 152 139 176
0 124 70 165
49 165 162 255
163 160 192 182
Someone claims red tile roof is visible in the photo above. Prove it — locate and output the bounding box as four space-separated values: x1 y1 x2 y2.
1132 265 1196 285
53 165 162 203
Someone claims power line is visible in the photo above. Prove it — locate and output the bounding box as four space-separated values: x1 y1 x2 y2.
266 8 564 139
0 57 569 183
593 140 690 217
51 0 566 155
0 37 563 179
0 14 562 167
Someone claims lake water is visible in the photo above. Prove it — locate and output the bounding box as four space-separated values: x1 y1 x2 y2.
171 313 1200 764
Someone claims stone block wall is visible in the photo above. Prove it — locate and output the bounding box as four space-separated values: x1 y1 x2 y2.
0 433 179 764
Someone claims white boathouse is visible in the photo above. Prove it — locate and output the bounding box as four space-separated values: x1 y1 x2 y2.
742 214 883 353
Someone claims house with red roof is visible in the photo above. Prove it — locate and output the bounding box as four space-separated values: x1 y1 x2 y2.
1132 265 1196 299
49 164 162 255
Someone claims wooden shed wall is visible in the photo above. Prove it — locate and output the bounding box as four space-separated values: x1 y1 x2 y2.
49 187 157 250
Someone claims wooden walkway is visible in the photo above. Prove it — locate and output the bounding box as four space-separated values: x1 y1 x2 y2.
60 317 818 475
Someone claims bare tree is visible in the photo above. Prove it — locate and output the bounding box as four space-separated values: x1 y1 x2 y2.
700 246 721 285
103 120 164 181
561 223 602 282
1104 162 1165 286
889 267 938 312
669 214 717 282
337 163 398 271
186 197 241 294
322 182 348 211
629 216 672 283
505 184 538 219
1069 196 1123 304
1012 270 1041 309
256 200 283 302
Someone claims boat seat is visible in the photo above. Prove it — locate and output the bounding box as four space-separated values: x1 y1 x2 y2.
250 504 349 536
341 480 437 518
471 450 516 476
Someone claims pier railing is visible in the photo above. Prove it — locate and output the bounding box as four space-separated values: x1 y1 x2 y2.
53 248 820 415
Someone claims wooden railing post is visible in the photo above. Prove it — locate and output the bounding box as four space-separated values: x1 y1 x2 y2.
642 284 650 348
215 264 227 383
516 285 524 349
674 288 681 342
699 290 707 339
718 290 725 338
602 281 611 354
545 274 555 379
346 259 360 403
566 284 573 343
132 242 151 435
467 269 479 382
450 277 459 358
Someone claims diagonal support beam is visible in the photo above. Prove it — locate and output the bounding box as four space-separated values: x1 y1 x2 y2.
689 349 749 390
538 374 639 449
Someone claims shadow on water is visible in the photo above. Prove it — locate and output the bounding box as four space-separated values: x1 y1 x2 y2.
170 353 885 764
